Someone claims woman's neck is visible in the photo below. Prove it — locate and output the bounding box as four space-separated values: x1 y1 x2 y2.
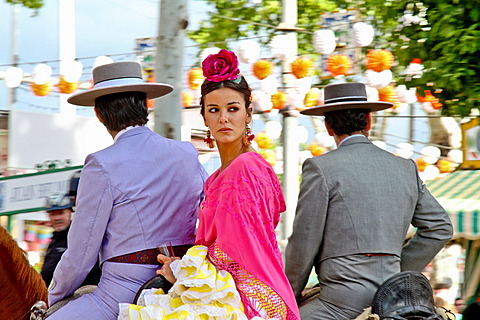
217 142 254 172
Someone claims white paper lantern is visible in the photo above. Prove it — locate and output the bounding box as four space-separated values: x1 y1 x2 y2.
252 91 273 113
31 64 53 85
405 60 424 77
314 132 335 148
286 91 305 110
236 40 260 64
62 61 83 83
395 142 415 159
365 69 392 89
200 47 221 64
264 121 282 140
313 29 336 55
372 140 387 150
296 126 309 144
259 75 278 96
293 76 312 95
396 85 418 104
270 35 296 61
365 85 379 102
198 153 211 165
422 165 440 181
421 146 441 164
93 56 114 68
447 149 463 164
299 150 313 164
4 66 23 88
352 22 375 47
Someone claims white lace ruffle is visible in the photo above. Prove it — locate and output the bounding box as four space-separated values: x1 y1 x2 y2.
117 245 265 320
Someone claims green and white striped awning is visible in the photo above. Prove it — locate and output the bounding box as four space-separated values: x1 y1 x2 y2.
427 170 480 240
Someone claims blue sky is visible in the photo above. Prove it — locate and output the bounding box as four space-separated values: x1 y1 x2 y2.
0 0 206 112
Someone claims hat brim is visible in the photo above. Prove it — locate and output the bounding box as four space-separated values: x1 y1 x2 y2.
67 83 174 106
301 101 393 116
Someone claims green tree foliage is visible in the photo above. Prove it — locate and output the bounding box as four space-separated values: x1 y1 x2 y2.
5 0 44 15
388 0 480 117
189 0 480 117
188 0 337 55
5 0 43 9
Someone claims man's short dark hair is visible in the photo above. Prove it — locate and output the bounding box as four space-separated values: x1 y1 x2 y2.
94 91 148 132
324 108 370 136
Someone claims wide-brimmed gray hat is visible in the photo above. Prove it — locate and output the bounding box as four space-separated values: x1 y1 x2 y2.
301 82 393 116
67 61 173 106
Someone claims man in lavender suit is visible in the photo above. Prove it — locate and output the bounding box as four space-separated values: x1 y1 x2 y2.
47 61 208 319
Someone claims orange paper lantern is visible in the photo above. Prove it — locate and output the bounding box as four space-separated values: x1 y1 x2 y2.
326 54 352 77
271 91 287 109
291 57 315 79
418 90 443 109
259 149 276 166
436 158 456 173
366 49 394 72
415 157 428 171
378 85 398 105
255 132 273 149
304 88 320 108
182 91 194 108
57 76 79 94
31 82 53 96
252 59 273 80
307 142 325 157
188 68 204 90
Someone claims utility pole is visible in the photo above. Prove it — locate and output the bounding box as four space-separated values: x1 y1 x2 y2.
278 0 299 246
6 4 19 234
154 0 188 140
58 0 76 117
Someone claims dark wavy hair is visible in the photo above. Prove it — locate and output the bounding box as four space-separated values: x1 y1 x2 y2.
94 91 148 132
324 108 370 136
199 76 252 117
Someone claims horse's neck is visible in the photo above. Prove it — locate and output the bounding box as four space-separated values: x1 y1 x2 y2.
0 227 48 318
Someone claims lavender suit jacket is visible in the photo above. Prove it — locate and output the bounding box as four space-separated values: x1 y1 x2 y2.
48 126 207 310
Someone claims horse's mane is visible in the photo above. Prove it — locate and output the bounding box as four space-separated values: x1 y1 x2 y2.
0 226 48 319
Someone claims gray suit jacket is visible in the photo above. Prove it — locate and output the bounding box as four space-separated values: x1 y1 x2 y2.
285 135 453 299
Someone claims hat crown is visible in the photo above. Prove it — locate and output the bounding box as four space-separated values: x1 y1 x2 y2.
45 193 74 211
92 61 143 86
324 83 368 105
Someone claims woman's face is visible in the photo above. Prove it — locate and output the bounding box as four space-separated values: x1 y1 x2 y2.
203 87 251 146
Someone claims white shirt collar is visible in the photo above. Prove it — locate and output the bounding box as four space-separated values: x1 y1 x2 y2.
114 125 143 143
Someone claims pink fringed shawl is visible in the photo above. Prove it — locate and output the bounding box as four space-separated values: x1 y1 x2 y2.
196 152 300 320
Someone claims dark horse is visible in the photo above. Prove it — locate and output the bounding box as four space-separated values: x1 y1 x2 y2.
0 226 48 319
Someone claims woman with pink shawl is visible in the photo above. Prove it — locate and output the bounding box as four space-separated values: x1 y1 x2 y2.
119 50 299 320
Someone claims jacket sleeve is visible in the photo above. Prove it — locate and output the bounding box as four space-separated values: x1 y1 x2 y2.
48 155 112 306
285 158 329 299
400 160 453 271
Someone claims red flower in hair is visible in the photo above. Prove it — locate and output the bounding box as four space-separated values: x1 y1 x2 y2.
202 49 240 82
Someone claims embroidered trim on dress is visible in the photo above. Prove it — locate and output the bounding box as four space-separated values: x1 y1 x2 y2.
208 243 297 320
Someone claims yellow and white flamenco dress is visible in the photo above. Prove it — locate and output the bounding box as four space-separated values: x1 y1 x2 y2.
118 245 265 320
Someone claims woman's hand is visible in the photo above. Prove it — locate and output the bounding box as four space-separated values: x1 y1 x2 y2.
156 254 180 284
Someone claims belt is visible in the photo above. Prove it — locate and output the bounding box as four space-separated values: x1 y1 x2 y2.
106 244 193 265
360 253 395 257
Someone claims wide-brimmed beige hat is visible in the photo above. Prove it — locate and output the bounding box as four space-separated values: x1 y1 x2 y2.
67 61 173 106
301 82 393 116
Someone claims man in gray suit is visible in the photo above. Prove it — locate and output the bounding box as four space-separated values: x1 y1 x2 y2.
285 82 453 320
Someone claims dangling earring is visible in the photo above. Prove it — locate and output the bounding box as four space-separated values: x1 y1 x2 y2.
204 129 215 149
243 124 255 146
